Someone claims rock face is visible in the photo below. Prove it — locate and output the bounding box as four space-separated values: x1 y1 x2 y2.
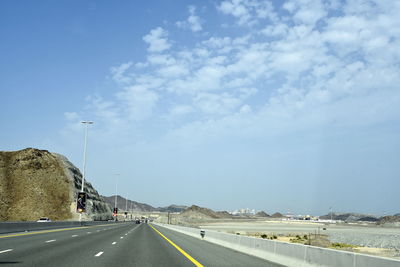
0 148 112 221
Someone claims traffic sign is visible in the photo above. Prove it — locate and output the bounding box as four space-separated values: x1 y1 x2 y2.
76 192 87 213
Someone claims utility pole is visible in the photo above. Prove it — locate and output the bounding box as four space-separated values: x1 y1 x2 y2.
79 121 93 222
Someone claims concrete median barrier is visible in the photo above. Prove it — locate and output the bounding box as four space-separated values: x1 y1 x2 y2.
153 223 400 267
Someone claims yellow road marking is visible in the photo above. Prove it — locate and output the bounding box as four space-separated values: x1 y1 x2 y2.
0 223 124 239
150 224 203 267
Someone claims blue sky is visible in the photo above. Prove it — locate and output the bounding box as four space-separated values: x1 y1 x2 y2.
1 0 399 215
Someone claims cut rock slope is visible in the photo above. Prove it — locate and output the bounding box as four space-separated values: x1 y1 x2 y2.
0 148 111 221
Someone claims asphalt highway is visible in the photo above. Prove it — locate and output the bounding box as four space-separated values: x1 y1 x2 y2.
0 222 282 266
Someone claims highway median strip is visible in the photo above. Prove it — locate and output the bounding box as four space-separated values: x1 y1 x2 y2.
149 224 203 267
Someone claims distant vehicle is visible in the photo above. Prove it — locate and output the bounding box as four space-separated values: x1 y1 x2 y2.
37 217 51 222
135 219 141 224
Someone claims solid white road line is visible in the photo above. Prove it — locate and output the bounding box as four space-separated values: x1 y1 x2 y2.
95 251 103 257
112 242 116 245
72 235 78 237
0 249 13 254
45 240 56 243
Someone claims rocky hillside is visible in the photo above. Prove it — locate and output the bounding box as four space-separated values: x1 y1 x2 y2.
0 148 112 221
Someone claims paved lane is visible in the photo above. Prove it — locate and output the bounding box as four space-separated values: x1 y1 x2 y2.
0 223 282 266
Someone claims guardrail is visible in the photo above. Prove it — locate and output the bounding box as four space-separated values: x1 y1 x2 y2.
153 223 400 267
0 221 126 234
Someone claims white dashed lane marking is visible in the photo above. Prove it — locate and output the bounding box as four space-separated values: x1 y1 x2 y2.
120 237 123 239
95 251 103 257
45 240 56 243
0 249 13 254
72 235 78 237
112 242 116 245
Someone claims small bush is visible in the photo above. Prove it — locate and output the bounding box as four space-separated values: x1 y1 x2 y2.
261 234 268 239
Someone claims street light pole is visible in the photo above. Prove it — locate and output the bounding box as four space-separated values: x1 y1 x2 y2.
79 121 93 222
125 196 128 221
114 174 119 221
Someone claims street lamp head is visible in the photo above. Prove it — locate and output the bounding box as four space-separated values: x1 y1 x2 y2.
81 121 94 124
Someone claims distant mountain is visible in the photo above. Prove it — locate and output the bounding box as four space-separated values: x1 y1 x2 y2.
102 196 188 213
320 212 378 222
256 211 270 217
377 214 400 225
180 205 232 219
271 212 284 218
102 195 157 212
358 216 379 222
157 205 187 213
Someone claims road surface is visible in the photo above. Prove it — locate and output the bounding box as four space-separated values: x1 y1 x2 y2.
0 222 282 266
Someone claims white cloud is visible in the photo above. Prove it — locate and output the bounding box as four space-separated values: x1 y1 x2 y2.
168 105 194 118
64 112 79 121
283 0 327 26
117 85 159 121
143 27 171 53
176 6 203 32
218 0 277 26
66 0 400 148
110 62 133 84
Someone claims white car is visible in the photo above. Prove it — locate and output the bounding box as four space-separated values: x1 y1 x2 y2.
37 217 51 222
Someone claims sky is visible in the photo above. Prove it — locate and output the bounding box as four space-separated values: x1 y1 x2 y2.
1 0 399 216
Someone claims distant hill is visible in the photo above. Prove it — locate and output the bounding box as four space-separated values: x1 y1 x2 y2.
102 196 188 213
179 205 232 220
102 195 157 212
157 205 187 213
271 212 284 218
256 211 270 217
320 212 378 222
377 215 400 225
